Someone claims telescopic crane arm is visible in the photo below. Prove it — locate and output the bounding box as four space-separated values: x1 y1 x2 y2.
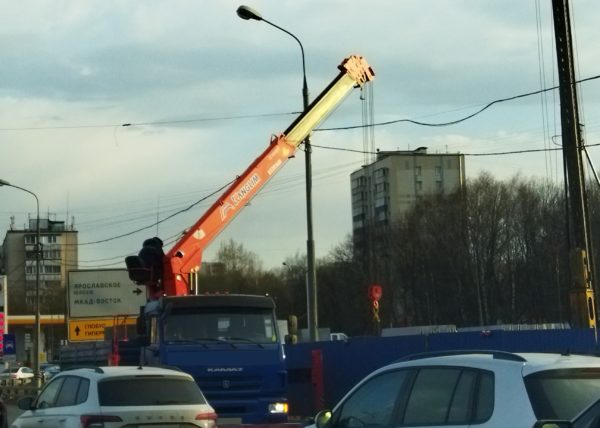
126 55 374 298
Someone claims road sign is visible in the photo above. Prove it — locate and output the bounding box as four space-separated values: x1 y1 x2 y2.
68 318 136 342
68 269 146 318
3 333 15 355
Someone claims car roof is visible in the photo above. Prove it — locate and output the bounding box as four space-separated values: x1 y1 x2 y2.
58 366 193 380
516 352 600 375
381 351 600 377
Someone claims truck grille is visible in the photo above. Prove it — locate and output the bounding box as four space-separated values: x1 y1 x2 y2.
196 376 262 394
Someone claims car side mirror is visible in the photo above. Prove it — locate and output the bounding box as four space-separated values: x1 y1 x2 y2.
17 396 34 411
315 410 332 428
533 421 572 428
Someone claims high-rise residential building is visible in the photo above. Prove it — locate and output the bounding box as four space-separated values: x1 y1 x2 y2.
350 148 465 256
1 217 77 361
2 217 78 312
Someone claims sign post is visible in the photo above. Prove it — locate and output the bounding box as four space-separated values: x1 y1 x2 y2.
0 275 7 355
368 284 383 336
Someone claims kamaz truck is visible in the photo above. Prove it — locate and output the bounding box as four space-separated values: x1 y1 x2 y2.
138 294 287 424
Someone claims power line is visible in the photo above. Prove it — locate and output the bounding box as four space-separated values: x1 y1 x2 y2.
0 112 298 132
317 74 600 131
1 75 599 133
77 178 235 245
311 141 600 157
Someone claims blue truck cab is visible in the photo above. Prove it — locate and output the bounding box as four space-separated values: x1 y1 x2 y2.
140 294 289 424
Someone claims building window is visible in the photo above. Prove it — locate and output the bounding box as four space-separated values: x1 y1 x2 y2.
25 235 36 244
47 235 57 244
43 250 61 259
375 183 388 194
44 265 61 274
415 166 422 176
416 181 423 191
435 166 442 176
375 168 388 179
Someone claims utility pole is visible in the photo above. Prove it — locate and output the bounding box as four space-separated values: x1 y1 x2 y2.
551 0 596 328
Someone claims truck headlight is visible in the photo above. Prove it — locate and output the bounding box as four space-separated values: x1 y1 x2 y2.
268 402 288 414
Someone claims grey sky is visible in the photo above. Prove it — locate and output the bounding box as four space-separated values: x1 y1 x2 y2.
1 0 599 270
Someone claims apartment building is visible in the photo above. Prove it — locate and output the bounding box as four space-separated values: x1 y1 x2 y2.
350 148 465 255
1 217 77 362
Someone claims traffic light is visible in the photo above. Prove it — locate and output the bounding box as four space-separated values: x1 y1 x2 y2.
125 237 165 286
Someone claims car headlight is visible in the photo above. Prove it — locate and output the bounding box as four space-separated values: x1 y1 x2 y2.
268 402 288 414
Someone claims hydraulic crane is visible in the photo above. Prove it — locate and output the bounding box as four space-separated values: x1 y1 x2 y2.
126 55 375 299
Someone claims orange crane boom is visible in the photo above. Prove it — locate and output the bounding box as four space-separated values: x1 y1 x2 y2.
126 55 374 298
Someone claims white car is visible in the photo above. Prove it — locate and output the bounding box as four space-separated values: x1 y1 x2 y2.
0 367 34 382
41 365 61 382
311 351 600 428
11 366 217 428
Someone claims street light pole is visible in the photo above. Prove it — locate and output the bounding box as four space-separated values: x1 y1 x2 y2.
0 179 41 386
237 5 318 340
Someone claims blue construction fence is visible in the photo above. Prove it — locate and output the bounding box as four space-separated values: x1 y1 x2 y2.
284 328 600 418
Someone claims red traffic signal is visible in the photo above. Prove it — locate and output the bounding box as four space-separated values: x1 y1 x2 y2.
368 284 383 301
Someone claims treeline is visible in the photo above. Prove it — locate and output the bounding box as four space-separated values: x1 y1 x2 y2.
201 172 600 337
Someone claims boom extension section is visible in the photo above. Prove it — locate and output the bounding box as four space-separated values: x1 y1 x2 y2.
126 55 374 298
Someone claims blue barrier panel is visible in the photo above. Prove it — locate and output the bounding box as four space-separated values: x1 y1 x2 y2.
428 328 599 353
285 334 427 416
285 328 600 418
319 335 427 407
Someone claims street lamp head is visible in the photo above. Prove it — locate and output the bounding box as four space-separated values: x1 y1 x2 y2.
0 179 10 187
237 5 262 21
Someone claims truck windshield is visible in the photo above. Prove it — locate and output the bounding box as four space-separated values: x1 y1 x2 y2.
163 307 277 344
525 368 600 420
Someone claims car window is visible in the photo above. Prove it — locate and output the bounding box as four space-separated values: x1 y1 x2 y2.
474 371 494 422
76 378 90 404
402 367 494 426
447 370 477 423
525 368 600 420
36 377 65 409
404 368 461 425
98 376 206 406
331 369 409 428
54 376 89 407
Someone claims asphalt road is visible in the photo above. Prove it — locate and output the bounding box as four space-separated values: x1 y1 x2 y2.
4 399 25 426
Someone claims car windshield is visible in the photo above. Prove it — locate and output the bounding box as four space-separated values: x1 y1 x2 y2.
525 368 600 420
98 376 206 406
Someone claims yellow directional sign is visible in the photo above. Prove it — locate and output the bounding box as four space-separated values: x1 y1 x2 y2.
68 318 136 342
